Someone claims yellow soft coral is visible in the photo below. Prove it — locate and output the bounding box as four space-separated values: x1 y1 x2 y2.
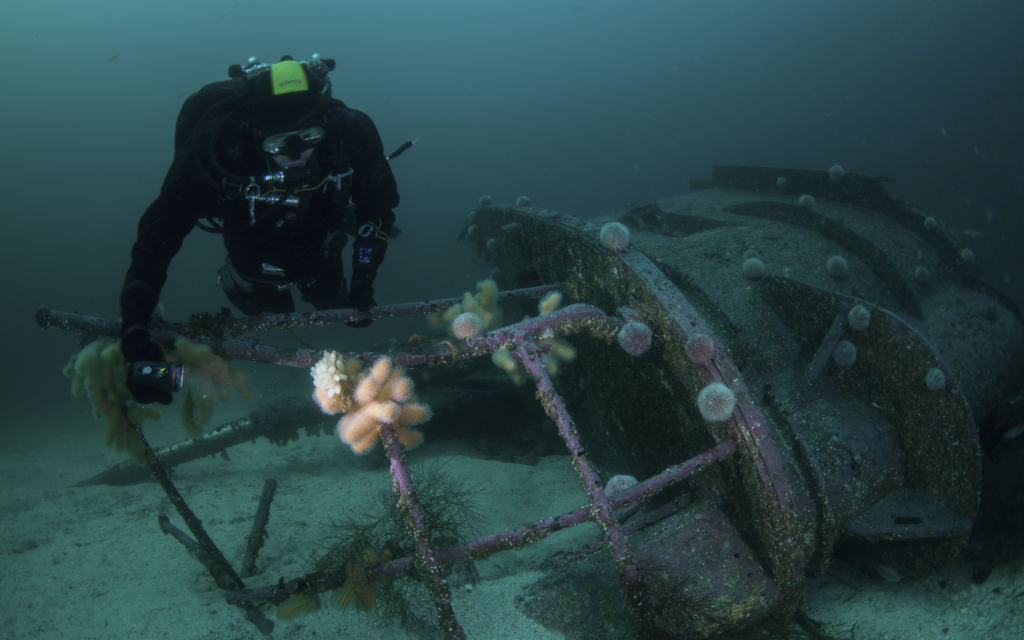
491 290 577 382
170 337 255 432
310 353 430 454
428 278 504 336
276 592 321 619
63 337 159 455
336 548 392 611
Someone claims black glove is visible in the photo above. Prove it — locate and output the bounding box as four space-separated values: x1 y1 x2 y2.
346 231 388 328
121 327 173 405
348 283 376 312
345 284 375 328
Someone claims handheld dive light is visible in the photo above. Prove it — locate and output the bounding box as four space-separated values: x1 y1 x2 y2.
126 361 184 393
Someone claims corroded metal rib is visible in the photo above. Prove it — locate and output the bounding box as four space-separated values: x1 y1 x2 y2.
618 250 810 602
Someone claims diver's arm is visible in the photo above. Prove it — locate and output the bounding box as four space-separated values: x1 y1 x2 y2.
119 186 197 404
343 108 400 234
120 191 197 336
337 108 399 320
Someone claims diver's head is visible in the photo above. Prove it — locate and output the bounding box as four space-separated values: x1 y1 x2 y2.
249 60 328 171
219 55 336 178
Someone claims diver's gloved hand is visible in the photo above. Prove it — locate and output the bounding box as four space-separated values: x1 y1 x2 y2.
346 284 375 328
346 231 388 328
121 327 173 405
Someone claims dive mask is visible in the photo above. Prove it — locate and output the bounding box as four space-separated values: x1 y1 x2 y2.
262 125 325 169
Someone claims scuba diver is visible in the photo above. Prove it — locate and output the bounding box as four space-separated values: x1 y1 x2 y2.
120 54 400 404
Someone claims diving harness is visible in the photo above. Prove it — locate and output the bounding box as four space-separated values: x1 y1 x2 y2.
216 136 414 232
238 168 353 227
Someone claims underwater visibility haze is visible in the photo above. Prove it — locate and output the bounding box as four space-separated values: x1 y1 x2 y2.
1 1 1023 639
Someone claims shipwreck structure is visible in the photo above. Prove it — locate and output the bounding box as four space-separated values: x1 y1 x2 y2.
38 165 1024 638
460 165 1023 637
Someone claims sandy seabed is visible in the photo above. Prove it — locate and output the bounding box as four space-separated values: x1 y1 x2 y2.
2 398 1022 640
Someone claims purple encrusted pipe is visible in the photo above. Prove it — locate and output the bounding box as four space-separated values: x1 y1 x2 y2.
226 439 736 605
223 283 562 334
379 423 466 640
514 340 644 606
35 287 597 370
207 301 619 369
33 285 560 340
460 302 620 354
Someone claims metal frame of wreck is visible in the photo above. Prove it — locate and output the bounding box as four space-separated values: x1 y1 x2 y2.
37 249 796 638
